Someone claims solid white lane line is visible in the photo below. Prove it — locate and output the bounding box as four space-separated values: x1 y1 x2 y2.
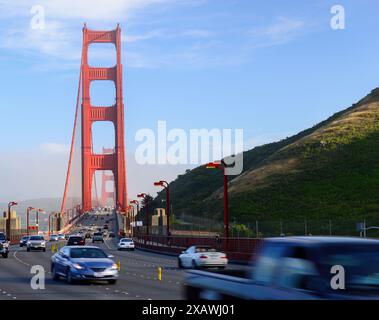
13 251 31 267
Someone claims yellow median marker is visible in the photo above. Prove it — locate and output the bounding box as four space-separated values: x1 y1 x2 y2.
158 267 162 281
116 259 121 271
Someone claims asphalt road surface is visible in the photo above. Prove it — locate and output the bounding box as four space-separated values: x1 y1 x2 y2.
0 211 185 300
0 211 246 300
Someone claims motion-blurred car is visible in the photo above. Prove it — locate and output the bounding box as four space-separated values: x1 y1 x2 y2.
117 238 135 251
58 234 65 241
184 237 379 300
178 246 228 269
27 235 46 252
92 232 104 243
67 235 85 246
0 233 9 258
19 235 30 247
51 246 118 284
49 234 59 242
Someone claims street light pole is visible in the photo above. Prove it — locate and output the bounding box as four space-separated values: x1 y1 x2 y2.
7 202 18 240
130 200 139 237
154 180 170 236
26 207 35 236
36 209 45 234
207 162 229 239
137 193 149 236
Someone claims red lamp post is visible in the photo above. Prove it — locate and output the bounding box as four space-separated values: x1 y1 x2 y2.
48 212 57 237
137 193 149 236
130 200 139 236
7 201 18 239
154 180 170 236
206 161 229 239
26 207 35 236
35 209 45 234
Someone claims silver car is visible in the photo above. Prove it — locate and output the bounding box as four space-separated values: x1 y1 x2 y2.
27 235 46 252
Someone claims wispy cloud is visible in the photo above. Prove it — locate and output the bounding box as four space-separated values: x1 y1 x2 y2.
249 17 305 48
0 0 308 70
40 142 70 154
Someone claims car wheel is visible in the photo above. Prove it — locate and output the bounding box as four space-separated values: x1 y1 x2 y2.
27 248 30 252
51 265 59 281
192 260 198 269
178 258 183 269
108 280 117 285
43 248 46 252
66 269 75 284
2 252 8 259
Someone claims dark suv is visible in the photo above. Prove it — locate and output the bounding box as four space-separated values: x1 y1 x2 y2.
67 235 85 246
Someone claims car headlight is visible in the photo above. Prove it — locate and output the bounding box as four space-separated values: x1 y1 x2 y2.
41 241 46 246
72 263 85 270
27 241 31 245
110 263 118 270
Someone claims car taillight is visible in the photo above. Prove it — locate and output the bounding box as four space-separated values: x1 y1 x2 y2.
221 256 227 259
199 255 208 259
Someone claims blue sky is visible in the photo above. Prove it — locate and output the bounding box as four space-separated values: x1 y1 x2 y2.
1 0 379 202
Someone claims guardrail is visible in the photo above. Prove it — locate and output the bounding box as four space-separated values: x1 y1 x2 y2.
133 234 263 263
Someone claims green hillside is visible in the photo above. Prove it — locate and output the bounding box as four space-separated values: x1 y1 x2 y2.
153 89 379 236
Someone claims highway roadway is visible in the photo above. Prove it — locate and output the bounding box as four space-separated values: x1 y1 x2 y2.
0 211 185 300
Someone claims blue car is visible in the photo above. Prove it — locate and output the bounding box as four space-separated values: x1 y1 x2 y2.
51 246 118 284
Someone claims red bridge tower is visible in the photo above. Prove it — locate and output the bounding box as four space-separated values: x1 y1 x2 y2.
81 24 127 213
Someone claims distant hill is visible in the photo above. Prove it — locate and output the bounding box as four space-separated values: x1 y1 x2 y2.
153 88 379 236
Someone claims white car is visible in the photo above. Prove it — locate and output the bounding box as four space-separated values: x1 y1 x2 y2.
117 238 135 251
58 233 65 240
49 234 59 242
178 245 228 269
27 235 46 252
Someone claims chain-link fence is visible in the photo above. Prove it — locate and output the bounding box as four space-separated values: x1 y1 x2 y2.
165 218 379 238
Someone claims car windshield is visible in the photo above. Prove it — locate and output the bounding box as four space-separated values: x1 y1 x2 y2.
30 236 44 241
94 233 103 236
195 246 216 253
320 244 379 294
0 234 5 241
22 236 29 240
70 248 108 259
121 239 132 242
